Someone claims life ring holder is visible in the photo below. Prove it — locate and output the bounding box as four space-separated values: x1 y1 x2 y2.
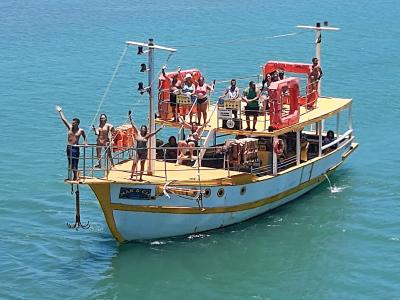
273 139 285 156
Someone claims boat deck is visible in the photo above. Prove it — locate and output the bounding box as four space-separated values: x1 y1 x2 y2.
71 159 255 186
156 96 352 136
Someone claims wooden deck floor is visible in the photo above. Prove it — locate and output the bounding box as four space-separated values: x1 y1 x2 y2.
76 159 253 186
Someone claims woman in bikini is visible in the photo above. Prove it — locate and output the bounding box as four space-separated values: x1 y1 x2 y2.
195 76 214 125
177 117 206 162
128 112 163 181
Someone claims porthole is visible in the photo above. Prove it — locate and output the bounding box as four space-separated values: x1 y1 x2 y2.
240 186 246 195
217 188 225 198
203 188 211 198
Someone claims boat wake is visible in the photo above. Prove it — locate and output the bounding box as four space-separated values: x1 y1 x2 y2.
187 233 210 240
328 185 349 193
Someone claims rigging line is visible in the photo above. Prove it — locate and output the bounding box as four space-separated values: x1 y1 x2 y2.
87 44 129 134
173 31 302 48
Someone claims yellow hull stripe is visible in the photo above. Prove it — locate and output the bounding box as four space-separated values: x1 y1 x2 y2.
89 183 124 243
110 163 339 214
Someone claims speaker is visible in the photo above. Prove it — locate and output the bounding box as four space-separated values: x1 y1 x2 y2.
222 119 241 130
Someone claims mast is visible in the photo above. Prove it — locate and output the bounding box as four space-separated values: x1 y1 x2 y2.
147 38 156 175
126 39 176 175
296 22 340 95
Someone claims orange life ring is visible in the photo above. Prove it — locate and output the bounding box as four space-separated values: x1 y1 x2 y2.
273 139 285 156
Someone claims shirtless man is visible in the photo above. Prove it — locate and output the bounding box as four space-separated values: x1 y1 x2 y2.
309 57 323 93
56 105 87 180
92 114 115 168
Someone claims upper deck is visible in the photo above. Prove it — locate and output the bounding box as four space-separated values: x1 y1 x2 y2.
156 96 352 136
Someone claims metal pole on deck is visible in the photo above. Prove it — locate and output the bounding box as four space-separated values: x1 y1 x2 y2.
318 121 323 157
126 39 176 176
296 131 300 165
273 136 278 175
148 38 156 175
296 22 340 96
348 103 353 137
336 112 340 138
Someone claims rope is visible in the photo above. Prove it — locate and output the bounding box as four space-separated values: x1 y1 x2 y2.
87 44 129 134
173 31 305 48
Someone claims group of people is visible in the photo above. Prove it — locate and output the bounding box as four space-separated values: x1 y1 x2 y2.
216 57 323 131
57 58 324 181
162 67 214 125
57 106 165 181
57 105 203 181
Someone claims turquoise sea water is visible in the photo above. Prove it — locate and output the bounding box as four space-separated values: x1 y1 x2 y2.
1 0 400 299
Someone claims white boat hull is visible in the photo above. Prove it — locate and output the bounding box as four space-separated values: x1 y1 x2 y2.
91 140 356 242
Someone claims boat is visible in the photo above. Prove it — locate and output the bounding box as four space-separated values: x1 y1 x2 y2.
62 23 358 242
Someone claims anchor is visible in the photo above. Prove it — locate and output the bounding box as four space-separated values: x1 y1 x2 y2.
67 184 90 230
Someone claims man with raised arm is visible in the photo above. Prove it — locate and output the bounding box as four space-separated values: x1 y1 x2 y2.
56 105 87 180
92 113 115 168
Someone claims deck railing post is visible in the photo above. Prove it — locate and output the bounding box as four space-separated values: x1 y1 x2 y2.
163 148 167 181
318 121 322 157
273 136 278 175
83 145 86 179
348 103 353 136
296 131 300 165
105 149 109 179
336 111 340 138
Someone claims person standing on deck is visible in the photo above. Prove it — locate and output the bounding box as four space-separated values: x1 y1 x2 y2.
242 81 260 131
219 79 241 119
195 76 214 125
181 73 197 123
92 113 115 168
128 112 163 181
56 105 87 181
161 66 182 122
309 57 323 93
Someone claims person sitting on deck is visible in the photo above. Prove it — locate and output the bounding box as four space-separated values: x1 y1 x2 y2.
128 112 164 181
242 81 260 131
219 79 241 119
161 66 182 122
177 117 206 163
162 136 178 161
309 57 323 93
323 130 337 153
56 105 87 181
92 113 115 169
195 76 214 125
300 134 310 162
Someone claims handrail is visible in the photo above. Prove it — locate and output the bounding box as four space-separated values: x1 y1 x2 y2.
321 129 352 151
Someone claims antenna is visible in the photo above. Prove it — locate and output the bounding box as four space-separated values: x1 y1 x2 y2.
126 39 176 175
297 22 340 94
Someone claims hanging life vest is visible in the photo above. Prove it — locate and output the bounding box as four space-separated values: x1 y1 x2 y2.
273 139 285 156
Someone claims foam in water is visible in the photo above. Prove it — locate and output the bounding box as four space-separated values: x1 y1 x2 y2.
324 174 348 193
